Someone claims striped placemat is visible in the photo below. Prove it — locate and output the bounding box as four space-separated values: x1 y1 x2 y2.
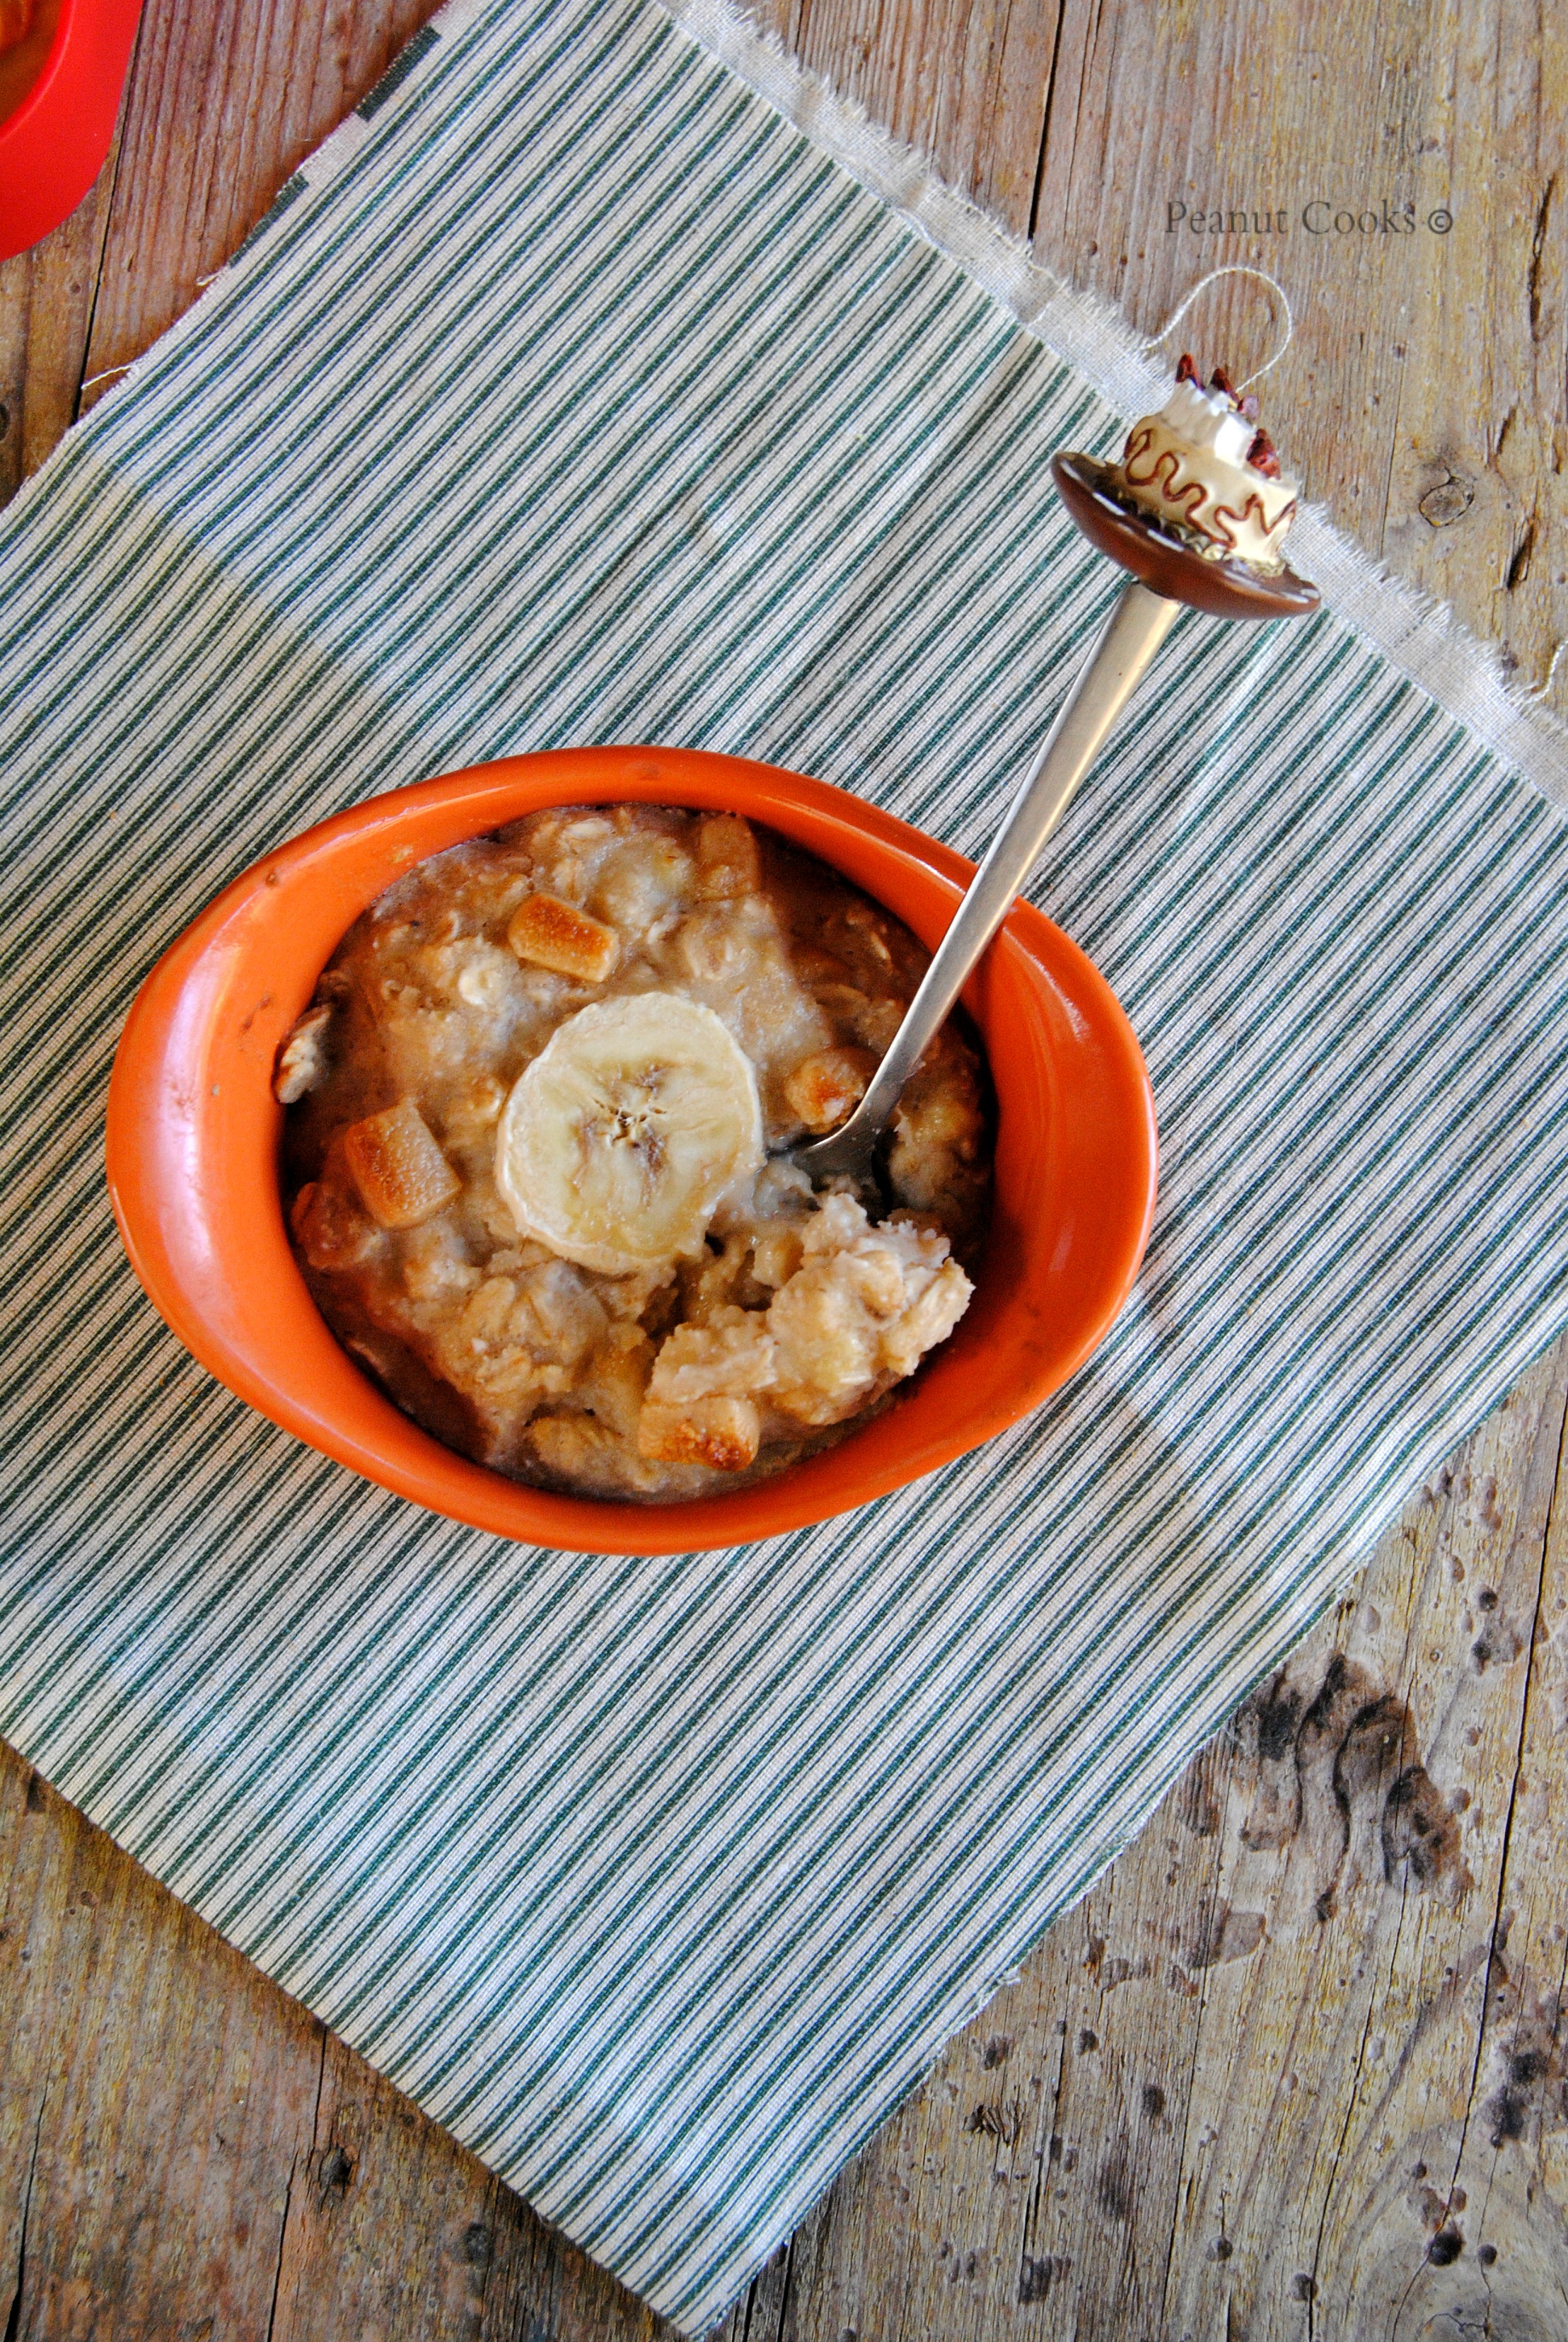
2 0 1567 2328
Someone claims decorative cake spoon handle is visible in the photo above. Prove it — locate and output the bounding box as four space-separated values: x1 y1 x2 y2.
789 577 1180 1188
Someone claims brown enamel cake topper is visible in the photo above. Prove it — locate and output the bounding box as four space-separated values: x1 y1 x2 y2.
1052 355 1320 621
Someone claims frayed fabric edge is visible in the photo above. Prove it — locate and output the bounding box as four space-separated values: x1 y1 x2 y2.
663 0 1568 817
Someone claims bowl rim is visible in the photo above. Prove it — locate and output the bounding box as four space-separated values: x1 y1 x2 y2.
105 746 1157 1554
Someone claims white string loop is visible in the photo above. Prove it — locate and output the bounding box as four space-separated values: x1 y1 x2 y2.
1140 265 1294 390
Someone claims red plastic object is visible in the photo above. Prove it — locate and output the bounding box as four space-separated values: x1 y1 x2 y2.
0 0 142 262
106 746 1158 1556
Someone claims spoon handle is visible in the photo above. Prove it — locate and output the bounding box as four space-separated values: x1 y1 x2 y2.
794 579 1180 1181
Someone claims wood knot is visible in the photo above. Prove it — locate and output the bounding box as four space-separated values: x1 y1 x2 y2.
1418 471 1474 528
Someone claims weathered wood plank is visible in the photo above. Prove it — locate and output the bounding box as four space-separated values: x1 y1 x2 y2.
1030 0 1568 719
76 0 447 414
0 0 446 466
0 120 122 501
1383 1382 1568 2336
269 2033 672 2341
1161 1351 1567 2337
0 1742 673 2342
2 0 1567 2336
756 0 1059 239
0 1755 320 2338
736 1338 1568 2339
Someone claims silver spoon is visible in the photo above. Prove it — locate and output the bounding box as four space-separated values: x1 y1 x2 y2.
787 445 1320 1195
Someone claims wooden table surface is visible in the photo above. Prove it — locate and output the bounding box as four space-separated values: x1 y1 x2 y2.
4 3 1565 2336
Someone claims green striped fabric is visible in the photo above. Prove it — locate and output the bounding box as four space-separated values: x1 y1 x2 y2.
2 0 1567 2326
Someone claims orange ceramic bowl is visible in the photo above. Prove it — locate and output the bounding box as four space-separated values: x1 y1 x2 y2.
106 746 1156 1555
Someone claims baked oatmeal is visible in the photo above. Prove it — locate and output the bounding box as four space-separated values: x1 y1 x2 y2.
279 805 991 1502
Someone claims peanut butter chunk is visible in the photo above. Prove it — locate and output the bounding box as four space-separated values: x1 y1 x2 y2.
342 1099 461 1229
692 813 761 900
784 1045 878 1133
637 1393 762 1472
506 893 620 983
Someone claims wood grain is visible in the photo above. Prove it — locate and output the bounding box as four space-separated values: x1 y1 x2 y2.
0 0 446 489
761 0 1058 238
0 115 121 502
76 0 448 412
3 0 1567 2336
0 1750 670 2342
1025 0 1568 718
714 1339 1568 2341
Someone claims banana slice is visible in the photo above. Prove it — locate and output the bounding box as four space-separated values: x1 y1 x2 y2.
495 993 764 1275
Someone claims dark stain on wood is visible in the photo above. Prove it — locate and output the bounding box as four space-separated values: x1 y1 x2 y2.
1239 1655 1473 1908
315 2143 354 2199
1188 1903 1265 1969
1253 1683 1304 1763
966 2098 1026 2146
1018 2252 1067 2302
1096 2141 1133 2222
1472 1594 1525 1671
1529 172 1558 339
1506 515 1538 591
1480 1963 1568 2147
1381 1766 1465 1888
1178 1773 1221 1837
